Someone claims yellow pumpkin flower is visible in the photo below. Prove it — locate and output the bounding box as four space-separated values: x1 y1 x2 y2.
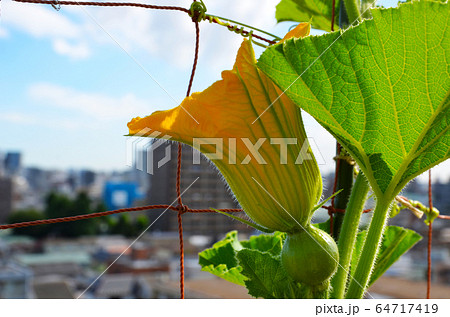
128 25 321 232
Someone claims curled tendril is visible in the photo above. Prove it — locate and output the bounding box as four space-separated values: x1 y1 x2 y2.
204 15 267 47
189 0 207 22
393 195 440 225
188 2 273 48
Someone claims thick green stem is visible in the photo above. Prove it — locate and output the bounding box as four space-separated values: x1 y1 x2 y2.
345 199 391 298
332 147 354 240
330 172 370 298
343 0 362 25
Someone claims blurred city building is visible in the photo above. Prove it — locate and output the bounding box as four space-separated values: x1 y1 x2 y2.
0 152 4 177
0 177 13 224
4 152 21 176
433 180 450 215
0 262 33 299
0 146 449 299
145 142 251 235
103 182 143 210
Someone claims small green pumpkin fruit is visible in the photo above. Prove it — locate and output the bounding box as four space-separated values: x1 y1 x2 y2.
281 225 339 286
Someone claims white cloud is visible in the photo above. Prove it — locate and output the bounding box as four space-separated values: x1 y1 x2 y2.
52 38 91 59
0 110 80 130
1 0 280 66
0 111 36 124
81 5 158 54
2 1 84 59
28 82 154 120
0 26 9 38
2 1 81 39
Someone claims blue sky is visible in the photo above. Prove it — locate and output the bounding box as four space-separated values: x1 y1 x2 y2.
0 0 448 182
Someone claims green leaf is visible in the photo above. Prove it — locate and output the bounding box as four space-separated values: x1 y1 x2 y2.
198 231 247 286
276 0 340 32
348 226 421 286
198 231 286 286
369 226 422 286
259 1 450 202
240 231 285 256
237 249 304 298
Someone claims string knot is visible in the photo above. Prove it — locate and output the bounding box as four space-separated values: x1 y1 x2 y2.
176 204 189 214
51 0 61 11
327 207 335 218
189 0 207 22
322 205 345 214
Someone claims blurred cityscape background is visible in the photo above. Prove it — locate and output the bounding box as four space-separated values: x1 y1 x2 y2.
0 143 449 299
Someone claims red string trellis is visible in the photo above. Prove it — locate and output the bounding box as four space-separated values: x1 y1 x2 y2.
175 10 200 298
12 0 276 45
0 204 243 230
2 0 247 299
6 0 279 298
14 0 191 13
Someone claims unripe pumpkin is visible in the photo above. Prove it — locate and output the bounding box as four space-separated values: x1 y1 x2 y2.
281 225 338 286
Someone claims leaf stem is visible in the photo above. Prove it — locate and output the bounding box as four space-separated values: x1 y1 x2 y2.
343 0 362 25
330 172 370 298
345 198 391 298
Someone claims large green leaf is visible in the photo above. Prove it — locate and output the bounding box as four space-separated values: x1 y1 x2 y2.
198 231 246 286
240 231 285 256
199 231 287 288
276 0 340 32
237 249 304 298
259 1 450 202
369 226 422 286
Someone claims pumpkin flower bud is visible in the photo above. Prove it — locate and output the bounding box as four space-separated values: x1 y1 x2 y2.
128 29 321 233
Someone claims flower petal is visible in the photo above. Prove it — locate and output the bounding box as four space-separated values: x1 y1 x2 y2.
279 23 311 43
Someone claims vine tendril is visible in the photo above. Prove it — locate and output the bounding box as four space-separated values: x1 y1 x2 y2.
204 15 274 47
188 0 278 47
189 0 207 22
